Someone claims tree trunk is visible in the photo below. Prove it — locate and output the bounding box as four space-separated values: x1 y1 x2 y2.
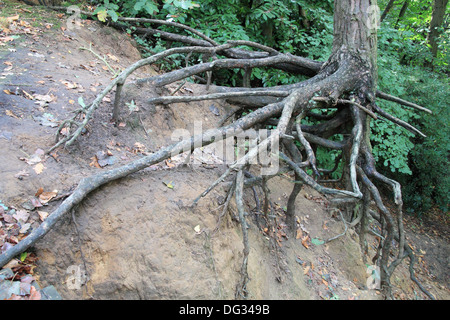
395 0 410 27
380 0 396 22
428 0 449 58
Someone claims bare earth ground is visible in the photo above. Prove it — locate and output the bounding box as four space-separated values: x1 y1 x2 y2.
0 2 448 300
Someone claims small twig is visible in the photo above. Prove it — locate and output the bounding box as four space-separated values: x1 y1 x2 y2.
71 209 89 289
148 90 289 105
313 96 378 119
235 169 250 299
376 90 432 114
325 209 348 243
212 178 236 235
170 80 187 96
372 104 426 137
79 43 120 78
139 115 150 136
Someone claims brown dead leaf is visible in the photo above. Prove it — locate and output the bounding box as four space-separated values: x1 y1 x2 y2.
37 210 49 221
39 191 58 203
295 228 302 239
29 286 41 300
89 156 101 169
5 109 20 119
165 160 175 168
61 80 77 89
3 61 12 66
3 89 12 95
30 197 43 208
3 258 20 270
33 163 45 175
7 15 19 23
107 53 119 62
301 235 310 249
35 187 44 197
303 265 310 275
22 90 34 100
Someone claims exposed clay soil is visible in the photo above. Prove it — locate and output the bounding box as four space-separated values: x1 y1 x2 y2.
0 2 448 300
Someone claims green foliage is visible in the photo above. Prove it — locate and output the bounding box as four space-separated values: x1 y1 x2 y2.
93 0 120 22
375 6 449 214
127 0 335 87
378 0 450 70
386 67 449 215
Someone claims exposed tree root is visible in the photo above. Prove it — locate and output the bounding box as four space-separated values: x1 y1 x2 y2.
0 4 438 300
234 170 250 299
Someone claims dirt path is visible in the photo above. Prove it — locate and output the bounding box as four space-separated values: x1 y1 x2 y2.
0 1 448 300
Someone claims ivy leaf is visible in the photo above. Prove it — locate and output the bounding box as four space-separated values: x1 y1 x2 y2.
311 238 325 246
144 2 159 15
20 252 28 262
97 9 108 22
78 96 86 108
107 9 119 22
163 181 174 189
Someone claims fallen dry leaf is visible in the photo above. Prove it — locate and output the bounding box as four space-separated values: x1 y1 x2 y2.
6 109 20 119
303 265 310 275
107 53 119 62
30 197 43 208
89 156 101 169
19 223 31 234
22 90 34 100
165 160 175 168
29 286 41 300
2 258 20 270
33 163 45 174
60 80 77 89
7 15 19 22
301 235 309 249
37 210 49 221
39 191 58 203
35 187 44 197
13 210 30 223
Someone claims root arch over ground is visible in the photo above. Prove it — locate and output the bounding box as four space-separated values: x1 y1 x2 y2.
0 1 435 300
